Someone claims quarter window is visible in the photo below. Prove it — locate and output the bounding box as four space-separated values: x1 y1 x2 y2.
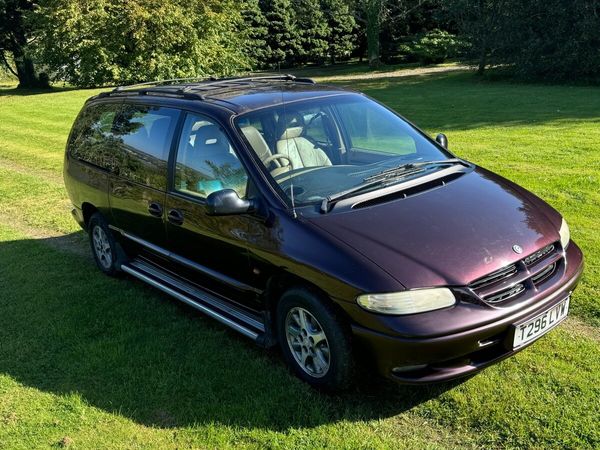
174 114 248 199
113 104 179 189
69 103 119 170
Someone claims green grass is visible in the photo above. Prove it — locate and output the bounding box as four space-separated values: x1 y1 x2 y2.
0 67 599 449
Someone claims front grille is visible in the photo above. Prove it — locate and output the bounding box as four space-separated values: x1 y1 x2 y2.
523 244 555 266
531 262 556 285
486 283 526 303
469 243 561 305
470 264 518 290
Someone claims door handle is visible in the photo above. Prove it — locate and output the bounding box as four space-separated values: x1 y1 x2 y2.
167 209 184 226
148 202 163 217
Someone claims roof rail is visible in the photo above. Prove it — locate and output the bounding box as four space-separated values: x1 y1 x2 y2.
112 74 315 93
112 77 216 92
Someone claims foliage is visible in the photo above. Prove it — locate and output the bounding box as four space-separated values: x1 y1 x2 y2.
293 0 330 65
32 0 250 87
256 0 356 67
259 0 304 67
240 0 269 69
444 0 600 81
320 0 356 63
400 29 463 65
0 0 48 88
504 0 600 82
379 0 451 63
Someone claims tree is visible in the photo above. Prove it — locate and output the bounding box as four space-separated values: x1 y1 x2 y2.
293 0 330 64
32 0 250 87
498 0 600 82
362 0 384 67
443 0 511 74
259 0 303 67
444 0 600 81
321 0 356 64
0 0 48 88
354 0 431 68
240 0 269 68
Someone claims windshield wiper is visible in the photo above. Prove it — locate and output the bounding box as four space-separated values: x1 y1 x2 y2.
363 158 465 183
320 158 466 214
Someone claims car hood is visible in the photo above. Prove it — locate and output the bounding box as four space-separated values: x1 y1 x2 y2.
307 166 562 289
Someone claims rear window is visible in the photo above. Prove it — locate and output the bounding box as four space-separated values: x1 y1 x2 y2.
69 103 120 171
113 104 180 189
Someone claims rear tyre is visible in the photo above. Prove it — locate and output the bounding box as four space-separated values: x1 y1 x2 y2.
276 287 354 392
88 213 122 276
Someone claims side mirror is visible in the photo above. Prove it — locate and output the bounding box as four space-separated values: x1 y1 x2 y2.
206 189 257 216
435 133 448 149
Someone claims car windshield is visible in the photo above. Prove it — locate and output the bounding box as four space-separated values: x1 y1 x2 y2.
235 94 452 206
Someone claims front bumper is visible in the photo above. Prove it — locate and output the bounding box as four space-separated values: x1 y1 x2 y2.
351 244 584 384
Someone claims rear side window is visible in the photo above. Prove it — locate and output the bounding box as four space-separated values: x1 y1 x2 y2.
69 103 119 170
113 104 179 189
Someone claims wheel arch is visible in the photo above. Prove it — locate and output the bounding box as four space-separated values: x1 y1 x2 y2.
262 271 353 343
81 202 98 229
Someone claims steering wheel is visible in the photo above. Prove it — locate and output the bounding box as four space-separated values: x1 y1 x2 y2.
263 153 292 169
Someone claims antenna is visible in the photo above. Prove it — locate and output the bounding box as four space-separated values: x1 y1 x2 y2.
278 61 297 218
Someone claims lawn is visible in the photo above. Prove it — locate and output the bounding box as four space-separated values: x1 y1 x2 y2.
0 66 598 449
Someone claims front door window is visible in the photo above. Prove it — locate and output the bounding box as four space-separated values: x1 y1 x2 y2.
174 114 248 199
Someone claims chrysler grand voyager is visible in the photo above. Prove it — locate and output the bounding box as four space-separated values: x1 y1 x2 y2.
64 75 583 391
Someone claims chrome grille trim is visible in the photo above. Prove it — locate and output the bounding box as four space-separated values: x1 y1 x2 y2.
523 244 555 266
531 262 556 285
470 264 518 289
486 283 525 303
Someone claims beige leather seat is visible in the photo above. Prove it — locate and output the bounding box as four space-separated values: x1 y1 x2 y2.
276 126 332 170
241 125 293 177
241 126 272 163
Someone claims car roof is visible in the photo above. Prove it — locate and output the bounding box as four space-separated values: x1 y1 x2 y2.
91 75 354 114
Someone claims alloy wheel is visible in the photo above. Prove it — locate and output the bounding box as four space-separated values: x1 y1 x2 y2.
92 225 113 269
285 307 331 378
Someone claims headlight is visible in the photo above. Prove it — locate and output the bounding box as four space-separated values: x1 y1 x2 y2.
559 218 570 249
356 288 456 315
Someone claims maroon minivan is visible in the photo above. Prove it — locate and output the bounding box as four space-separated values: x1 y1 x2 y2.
64 75 584 391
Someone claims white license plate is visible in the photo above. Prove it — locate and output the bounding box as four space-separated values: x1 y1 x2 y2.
512 297 570 348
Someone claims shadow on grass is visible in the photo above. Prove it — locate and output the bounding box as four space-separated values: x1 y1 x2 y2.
0 232 463 431
0 85 106 97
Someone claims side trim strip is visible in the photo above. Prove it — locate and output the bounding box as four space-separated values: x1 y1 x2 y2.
130 258 265 331
121 264 260 340
109 225 262 295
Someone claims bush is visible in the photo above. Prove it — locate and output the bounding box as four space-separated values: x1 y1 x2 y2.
406 29 463 65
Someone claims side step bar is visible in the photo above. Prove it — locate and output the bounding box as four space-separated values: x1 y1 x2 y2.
121 259 267 342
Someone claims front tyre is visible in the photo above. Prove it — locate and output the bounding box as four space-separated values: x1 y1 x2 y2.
89 213 122 276
276 287 354 392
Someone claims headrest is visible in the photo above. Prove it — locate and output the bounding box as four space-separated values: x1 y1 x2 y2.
193 124 229 153
241 125 262 141
279 126 303 140
148 117 171 141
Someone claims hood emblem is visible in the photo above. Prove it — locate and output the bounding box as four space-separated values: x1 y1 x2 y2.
512 244 523 254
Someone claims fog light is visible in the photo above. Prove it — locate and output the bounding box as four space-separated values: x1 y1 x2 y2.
392 364 428 373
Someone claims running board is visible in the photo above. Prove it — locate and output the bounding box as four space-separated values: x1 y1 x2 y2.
121 259 266 342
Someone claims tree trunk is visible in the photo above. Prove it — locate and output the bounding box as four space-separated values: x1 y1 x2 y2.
366 0 382 68
477 42 487 75
10 25 48 89
13 53 43 88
